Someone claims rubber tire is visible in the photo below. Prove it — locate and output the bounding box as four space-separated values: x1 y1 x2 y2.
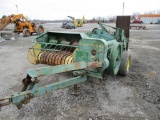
136 27 140 30
23 28 30 37
118 51 131 76
36 24 44 35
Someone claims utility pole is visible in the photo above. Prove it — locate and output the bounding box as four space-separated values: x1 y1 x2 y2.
15 5 18 14
122 2 124 15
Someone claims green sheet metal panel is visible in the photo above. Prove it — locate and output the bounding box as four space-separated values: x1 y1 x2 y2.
77 38 108 61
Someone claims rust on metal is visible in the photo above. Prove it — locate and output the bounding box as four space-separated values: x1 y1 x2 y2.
0 96 11 108
48 53 54 65
55 52 60 65
51 52 59 65
130 24 146 30
116 16 130 38
74 62 82 68
91 49 96 56
61 53 70 64
58 52 66 65
35 51 74 66
46 52 53 65
40 51 47 63
37 52 43 63
43 52 50 64
86 61 102 68
0 98 5 101
21 74 32 91
35 69 46 77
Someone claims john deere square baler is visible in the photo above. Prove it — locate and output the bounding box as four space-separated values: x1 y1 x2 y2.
0 16 131 109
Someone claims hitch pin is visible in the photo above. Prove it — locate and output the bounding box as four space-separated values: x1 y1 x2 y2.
0 97 11 110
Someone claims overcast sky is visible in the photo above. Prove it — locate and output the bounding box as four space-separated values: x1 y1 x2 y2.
0 0 160 20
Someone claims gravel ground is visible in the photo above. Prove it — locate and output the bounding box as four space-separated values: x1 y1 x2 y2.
0 23 160 120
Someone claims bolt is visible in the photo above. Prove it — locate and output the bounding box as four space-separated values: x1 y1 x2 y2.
17 104 22 109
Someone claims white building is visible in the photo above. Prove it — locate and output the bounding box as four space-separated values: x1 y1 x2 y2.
138 14 160 24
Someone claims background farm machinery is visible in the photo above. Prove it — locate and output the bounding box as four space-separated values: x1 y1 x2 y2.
0 14 44 38
61 22 75 29
130 24 146 30
67 16 85 27
61 16 86 29
0 16 131 109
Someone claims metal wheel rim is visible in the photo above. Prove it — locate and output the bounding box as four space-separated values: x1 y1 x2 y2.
126 57 131 71
25 30 30 36
38 27 43 33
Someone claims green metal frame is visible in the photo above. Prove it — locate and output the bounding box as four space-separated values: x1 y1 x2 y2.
0 21 130 109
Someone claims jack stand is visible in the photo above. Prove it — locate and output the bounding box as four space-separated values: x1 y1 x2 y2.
71 84 79 96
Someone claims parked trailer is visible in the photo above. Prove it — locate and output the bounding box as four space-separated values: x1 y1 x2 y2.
130 24 146 30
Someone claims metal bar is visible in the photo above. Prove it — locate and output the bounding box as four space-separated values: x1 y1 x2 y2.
34 75 87 97
102 23 121 30
1 76 87 108
32 32 47 42
86 71 103 79
27 61 102 78
32 42 78 47
95 33 115 40
10 91 32 106
29 48 61 52
0 61 101 108
97 22 109 32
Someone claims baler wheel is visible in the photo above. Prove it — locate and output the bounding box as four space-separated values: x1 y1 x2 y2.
118 51 131 76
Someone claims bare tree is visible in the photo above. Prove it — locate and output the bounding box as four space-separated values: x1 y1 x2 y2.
156 9 160 14
131 12 140 19
144 10 156 14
